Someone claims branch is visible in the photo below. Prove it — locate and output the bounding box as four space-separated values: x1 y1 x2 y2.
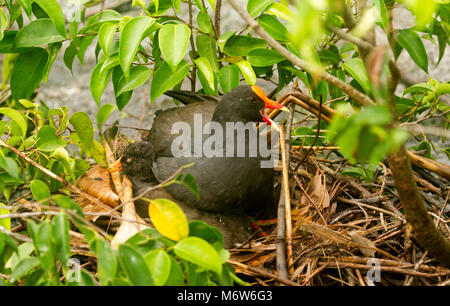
226 0 375 107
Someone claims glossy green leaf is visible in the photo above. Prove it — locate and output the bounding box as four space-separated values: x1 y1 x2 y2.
9 257 40 283
372 0 388 29
30 179 51 204
218 31 235 52
43 42 62 83
219 64 240 94
10 48 48 100
174 237 222 275
158 23 191 71
15 18 65 47
95 238 117 285
194 57 215 91
52 195 84 217
223 36 267 56
17 0 32 18
174 173 200 199
196 34 218 72
69 112 94 149
0 203 11 231
98 22 117 57
165 256 185 285
100 53 119 73
197 11 214 34
90 61 113 105
0 9 7 41
117 65 152 96
0 156 21 181
119 16 156 78
247 48 285 67
151 60 190 102
112 66 133 110
397 29 428 73
51 212 70 265
33 221 55 272
97 104 116 133
265 2 293 21
247 0 274 17
34 0 67 37
342 58 371 94
257 14 288 41
144 249 171 286
36 125 67 152
189 220 223 247
0 107 27 137
403 83 435 95
235 60 256 85
119 244 153 286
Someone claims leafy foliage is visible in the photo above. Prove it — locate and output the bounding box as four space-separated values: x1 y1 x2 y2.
0 0 448 285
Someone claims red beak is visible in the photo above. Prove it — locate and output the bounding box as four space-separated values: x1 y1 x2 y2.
252 86 288 131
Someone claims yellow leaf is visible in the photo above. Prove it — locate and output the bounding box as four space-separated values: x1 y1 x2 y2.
148 198 189 241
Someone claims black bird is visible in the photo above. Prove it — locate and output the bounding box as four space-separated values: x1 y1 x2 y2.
122 85 287 246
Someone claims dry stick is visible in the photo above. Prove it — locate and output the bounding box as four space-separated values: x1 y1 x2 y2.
279 124 293 276
214 0 222 38
228 260 299 286
226 0 375 107
3 141 117 214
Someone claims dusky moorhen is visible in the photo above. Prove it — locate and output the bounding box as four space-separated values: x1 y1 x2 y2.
123 85 286 245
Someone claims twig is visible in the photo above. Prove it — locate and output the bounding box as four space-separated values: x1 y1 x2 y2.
228 260 299 286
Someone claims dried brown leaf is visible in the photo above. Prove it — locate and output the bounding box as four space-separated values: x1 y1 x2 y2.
349 231 376 257
301 172 330 209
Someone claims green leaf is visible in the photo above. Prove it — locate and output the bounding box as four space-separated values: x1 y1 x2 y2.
223 36 267 56
196 34 218 72
95 238 117 285
165 256 185 285
112 66 133 110
341 167 366 178
342 58 372 94
17 0 32 18
194 57 215 91
63 43 77 73
119 244 153 286
51 212 70 265
15 18 65 47
235 60 256 85
151 60 190 102
33 221 55 272
0 156 21 181
257 14 288 41
36 125 66 152
116 65 152 96
100 53 119 73
0 203 11 231
97 104 116 133
9 257 40 283
30 180 51 204
372 0 388 29
144 249 171 286
188 220 223 247
218 31 235 52
219 64 240 93
0 9 7 41
197 11 214 34
10 48 48 100
433 21 447 64
247 48 285 67
90 61 113 105
174 237 222 275
397 29 428 73
52 195 84 217
403 82 435 95
158 23 191 71
265 2 293 21
98 22 117 57
247 0 274 18
43 42 62 83
119 16 156 78
174 173 200 199
0 107 28 137
148 198 189 241
69 112 94 149
34 0 67 38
